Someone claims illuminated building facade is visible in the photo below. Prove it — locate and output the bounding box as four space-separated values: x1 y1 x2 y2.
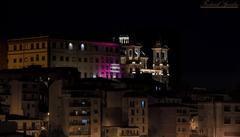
198 101 240 137
49 80 101 137
118 35 169 86
122 93 148 137
7 36 122 79
119 36 148 78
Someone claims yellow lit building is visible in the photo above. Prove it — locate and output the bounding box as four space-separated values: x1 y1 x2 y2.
8 36 49 69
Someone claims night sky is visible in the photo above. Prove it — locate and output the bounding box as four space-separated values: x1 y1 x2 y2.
5 1 240 90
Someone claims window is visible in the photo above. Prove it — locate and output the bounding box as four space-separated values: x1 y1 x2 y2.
19 58 22 63
13 45 17 51
224 117 231 124
60 56 64 61
84 73 87 78
42 42 46 48
23 122 27 130
78 58 82 62
115 48 119 53
161 52 165 59
27 104 30 109
19 45 22 50
235 106 240 112
60 43 64 49
81 119 88 125
157 52 160 58
52 56 56 61
30 57 34 62
95 58 99 63
66 57 69 61
224 105 231 112
131 109 135 115
235 118 240 124
129 49 133 57
130 100 134 107
52 42 56 48
80 43 85 51
13 58 17 63
32 122 35 129
84 58 88 62
36 43 39 49
36 55 39 61
95 46 98 51
141 100 145 108
42 56 45 61
106 47 109 52
31 44 34 49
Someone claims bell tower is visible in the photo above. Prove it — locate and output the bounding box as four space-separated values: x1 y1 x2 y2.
152 41 169 88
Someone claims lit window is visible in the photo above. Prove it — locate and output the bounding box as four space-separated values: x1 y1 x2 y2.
68 43 73 50
81 119 88 125
141 100 145 108
80 43 85 51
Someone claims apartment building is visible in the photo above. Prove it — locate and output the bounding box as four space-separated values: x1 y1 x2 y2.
122 92 148 137
198 101 240 137
49 80 101 137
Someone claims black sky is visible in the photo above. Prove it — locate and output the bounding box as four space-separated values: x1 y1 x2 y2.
5 0 240 90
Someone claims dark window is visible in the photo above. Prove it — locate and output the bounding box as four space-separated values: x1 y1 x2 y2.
36 55 39 61
60 43 64 49
60 56 64 61
84 73 87 78
95 46 99 51
106 47 109 52
23 122 27 130
131 109 135 115
22 84 27 88
84 58 88 62
32 122 35 129
42 56 45 61
27 104 30 109
19 45 22 50
52 42 56 48
19 58 22 63
78 58 82 62
235 118 240 124
66 57 69 61
157 52 160 58
42 43 46 48
52 56 56 61
13 59 17 63
13 45 17 51
109 48 113 52
142 110 144 115
115 59 119 64
115 48 119 53
224 105 231 112
31 44 34 49
30 57 34 62
96 58 99 63
224 117 231 124
36 43 39 49
235 106 240 112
